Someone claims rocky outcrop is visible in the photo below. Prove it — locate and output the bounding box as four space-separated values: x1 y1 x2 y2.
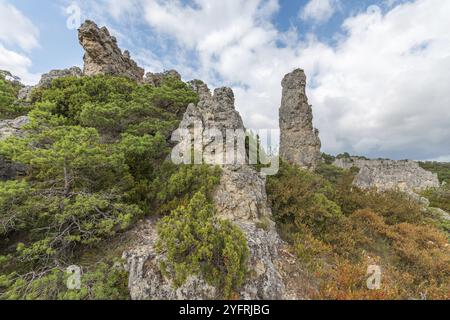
187 79 211 101
37 67 82 88
17 67 83 101
17 86 33 101
144 70 181 87
78 20 144 82
333 157 440 193
0 116 28 141
0 116 28 180
279 69 321 170
124 82 293 300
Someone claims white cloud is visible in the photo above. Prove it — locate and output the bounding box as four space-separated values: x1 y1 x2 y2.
0 1 40 85
300 0 339 24
0 44 40 84
0 0 39 51
301 0 450 160
76 0 450 160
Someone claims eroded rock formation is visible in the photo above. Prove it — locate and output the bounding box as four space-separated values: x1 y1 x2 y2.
124 82 295 300
279 69 321 170
144 70 181 87
17 67 83 101
78 20 144 82
333 157 440 194
37 67 82 88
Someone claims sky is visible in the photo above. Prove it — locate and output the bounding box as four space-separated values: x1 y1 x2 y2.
0 0 449 161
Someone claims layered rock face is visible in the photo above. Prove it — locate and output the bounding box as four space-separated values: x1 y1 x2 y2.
279 69 321 170
124 82 292 300
78 20 144 82
0 116 28 180
333 157 440 193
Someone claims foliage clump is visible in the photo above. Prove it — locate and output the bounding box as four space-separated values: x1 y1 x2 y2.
0 71 27 119
157 192 249 299
0 75 223 300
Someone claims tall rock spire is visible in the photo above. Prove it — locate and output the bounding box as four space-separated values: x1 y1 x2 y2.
78 20 144 82
279 69 321 170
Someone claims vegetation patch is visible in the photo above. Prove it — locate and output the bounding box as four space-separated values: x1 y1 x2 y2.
157 192 249 299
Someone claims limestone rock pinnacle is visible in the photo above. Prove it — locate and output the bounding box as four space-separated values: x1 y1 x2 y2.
78 20 144 82
279 69 321 170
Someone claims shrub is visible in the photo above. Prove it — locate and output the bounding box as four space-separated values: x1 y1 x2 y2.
0 72 23 119
422 185 450 212
0 259 129 300
156 192 248 298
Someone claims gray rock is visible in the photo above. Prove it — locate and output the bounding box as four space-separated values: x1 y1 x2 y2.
213 166 273 222
0 116 28 141
37 67 82 88
333 157 440 194
17 86 33 101
0 116 28 180
429 207 450 221
78 20 144 82
124 82 292 300
123 219 217 300
123 218 286 300
187 79 212 101
279 69 321 170
144 70 181 87
17 67 82 101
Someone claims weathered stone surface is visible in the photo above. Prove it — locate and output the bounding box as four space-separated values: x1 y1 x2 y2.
17 86 33 101
124 83 293 300
0 116 28 141
17 67 83 101
213 166 272 222
333 157 440 193
144 70 181 87
123 219 217 300
187 79 212 101
279 69 321 170
37 67 82 88
0 116 28 180
78 20 144 82
172 85 245 166
123 218 287 300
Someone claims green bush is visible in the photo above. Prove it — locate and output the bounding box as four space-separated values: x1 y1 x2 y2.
156 192 248 298
419 161 450 184
422 185 450 212
0 74 207 299
0 72 25 119
0 259 129 300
